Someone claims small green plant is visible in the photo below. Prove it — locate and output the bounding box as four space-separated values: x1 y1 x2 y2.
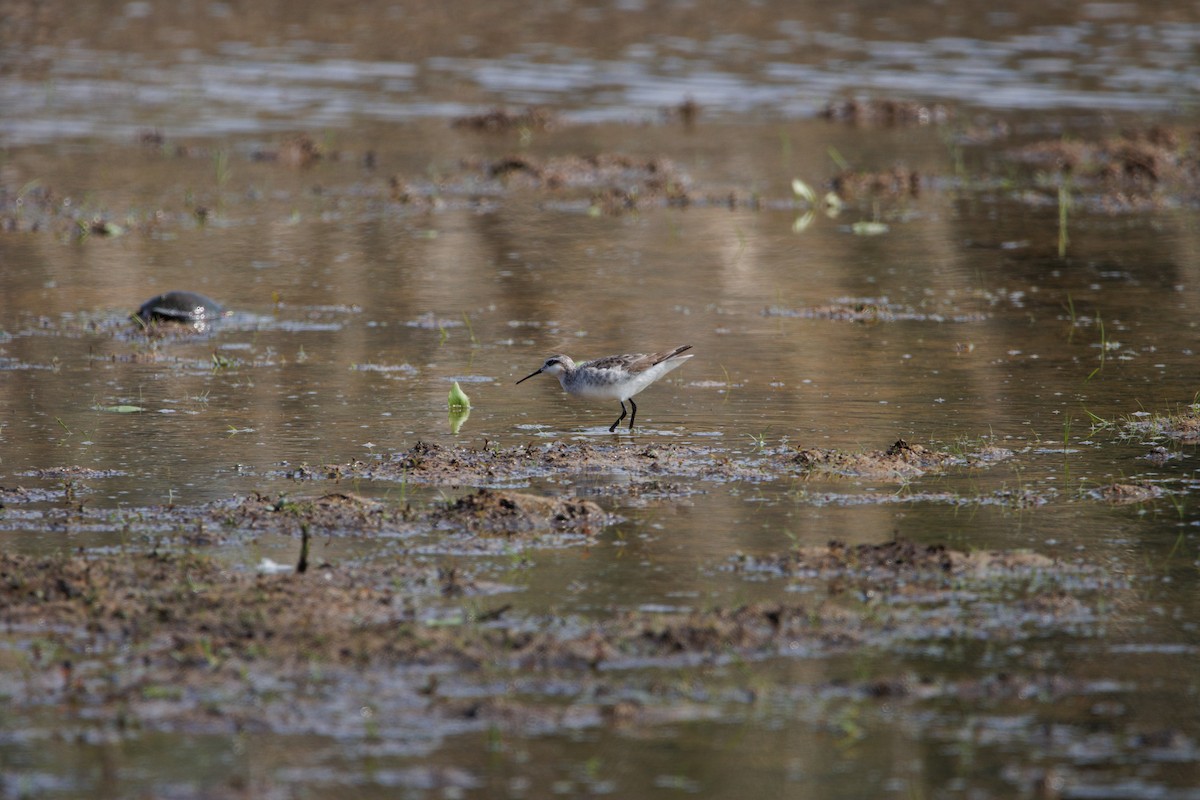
827 146 850 171
1058 181 1071 258
790 178 818 233
213 148 232 187
448 382 471 410
461 312 478 345
1086 315 1107 381
197 636 222 669
832 702 866 747
733 227 748 267
719 364 734 403
1082 407 1113 430
486 724 504 753
1064 292 1078 342
791 177 817 205
1164 493 1186 524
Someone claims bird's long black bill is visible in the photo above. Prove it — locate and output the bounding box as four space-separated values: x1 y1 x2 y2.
515 369 542 385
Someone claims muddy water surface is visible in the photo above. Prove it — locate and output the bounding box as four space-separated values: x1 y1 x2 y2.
3 2 1200 799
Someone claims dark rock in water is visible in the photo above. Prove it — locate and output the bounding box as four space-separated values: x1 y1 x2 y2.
133 291 227 325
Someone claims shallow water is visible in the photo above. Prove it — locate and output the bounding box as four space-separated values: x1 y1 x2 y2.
4 0 1199 145
4 1 1200 798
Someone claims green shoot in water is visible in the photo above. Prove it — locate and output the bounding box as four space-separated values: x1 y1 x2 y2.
1086 315 1106 381
448 382 471 410
827 146 850 171
1064 292 1077 342
462 312 478 345
1058 182 1070 258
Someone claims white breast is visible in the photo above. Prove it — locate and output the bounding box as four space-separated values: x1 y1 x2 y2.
561 355 692 401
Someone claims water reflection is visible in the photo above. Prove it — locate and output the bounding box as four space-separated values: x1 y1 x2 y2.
4 1 1199 144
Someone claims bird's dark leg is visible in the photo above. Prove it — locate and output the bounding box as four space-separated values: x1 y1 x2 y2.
628 398 638 430
609 401 627 433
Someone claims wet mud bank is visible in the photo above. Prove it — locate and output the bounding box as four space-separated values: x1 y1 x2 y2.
298 438 1017 486
0 433 1132 751
0 536 1122 742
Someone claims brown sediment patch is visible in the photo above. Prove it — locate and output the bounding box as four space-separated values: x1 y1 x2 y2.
0 485 617 547
4 540 1106 666
733 539 1060 580
1125 409 1200 443
0 357 59 371
251 133 322 168
298 439 1011 488
463 152 693 213
1014 126 1184 180
306 440 766 485
0 181 63 234
0 549 493 667
451 106 560 132
126 321 221 340
0 486 67 505
794 486 1051 509
20 466 126 479
578 479 705 503
387 150 762 212
205 488 618 542
0 536 1117 736
824 670 1098 710
663 97 701 128
211 491 411 534
1009 125 1200 211
819 97 953 126
1142 446 1180 465
432 488 614 534
1088 483 1165 504
792 440 948 480
0 189 171 240
831 166 923 200
482 152 680 189
763 300 987 324
404 311 465 329
731 540 1108 638
789 439 1013 481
